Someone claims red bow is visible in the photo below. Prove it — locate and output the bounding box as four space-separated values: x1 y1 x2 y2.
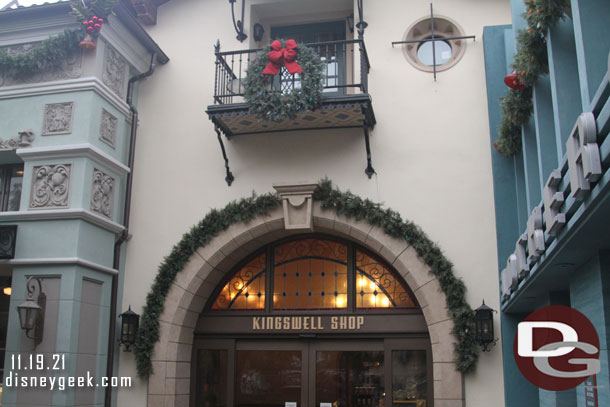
262 39 303 76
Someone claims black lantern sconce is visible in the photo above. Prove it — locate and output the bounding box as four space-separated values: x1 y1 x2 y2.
347 14 354 33
119 306 139 352
17 277 46 345
253 23 264 42
475 300 497 352
229 0 247 42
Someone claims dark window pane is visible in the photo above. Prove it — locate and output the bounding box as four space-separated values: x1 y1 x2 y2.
392 350 427 405
236 350 301 407
196 349 228 407
316 351 384 407
7 167 23 211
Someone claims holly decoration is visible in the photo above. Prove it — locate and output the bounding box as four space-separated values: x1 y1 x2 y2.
244 40 325 122
494 0 569 156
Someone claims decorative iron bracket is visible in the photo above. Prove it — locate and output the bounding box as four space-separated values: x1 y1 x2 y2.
229 0 247 42
214 126 235 186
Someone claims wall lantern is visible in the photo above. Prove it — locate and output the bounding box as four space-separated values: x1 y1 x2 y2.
3 277 11 296
347 14 354 33
475 300 497 352
119 306 139 352
16 277 46 345
228 0 247 42
253 23 264 42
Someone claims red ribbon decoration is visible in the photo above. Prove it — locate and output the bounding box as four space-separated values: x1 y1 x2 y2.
262 39 303 76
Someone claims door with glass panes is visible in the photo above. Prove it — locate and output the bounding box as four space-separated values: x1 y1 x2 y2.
270 21 346 95
194 338 431 407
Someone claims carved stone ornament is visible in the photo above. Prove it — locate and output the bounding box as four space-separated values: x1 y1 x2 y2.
0 43 82 87
566 112 601 200
90 168 114 218
42 102 74 136
273 181 317 231
99 109 118 148
29 164 71 209
102 44 127 97
0 129 35 150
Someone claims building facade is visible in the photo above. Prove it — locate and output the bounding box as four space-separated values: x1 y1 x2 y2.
0 0 515 406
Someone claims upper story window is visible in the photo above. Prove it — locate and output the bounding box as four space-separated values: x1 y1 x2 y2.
208 236 418 312
0 165 23 212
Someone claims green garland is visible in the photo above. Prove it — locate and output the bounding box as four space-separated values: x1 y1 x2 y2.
494 0 569 156
135 180 480 377
0 0 117 80
244 41 324 122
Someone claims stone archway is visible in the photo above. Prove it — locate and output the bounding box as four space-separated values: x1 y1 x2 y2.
146 202 463 407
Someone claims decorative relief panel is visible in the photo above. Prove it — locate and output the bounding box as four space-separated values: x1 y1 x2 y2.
29 164 71 209
0 129 34 150
99 109 118 148
90 168 114 218
102 45 127 97
42 102 74 136
0 43 82 87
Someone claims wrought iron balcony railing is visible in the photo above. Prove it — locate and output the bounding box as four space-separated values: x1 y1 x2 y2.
212 39 371 105
206 39 376 186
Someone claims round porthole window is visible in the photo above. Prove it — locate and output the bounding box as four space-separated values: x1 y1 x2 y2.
402 16 466 73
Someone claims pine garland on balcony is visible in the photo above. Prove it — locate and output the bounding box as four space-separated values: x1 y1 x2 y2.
135 179 481 377
0 0 116 80
244 40 325 122
493 0 569 156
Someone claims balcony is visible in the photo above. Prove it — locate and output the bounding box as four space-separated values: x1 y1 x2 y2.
206 39 375 185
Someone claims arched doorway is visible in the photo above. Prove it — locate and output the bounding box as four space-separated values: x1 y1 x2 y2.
146 204 462 407
193 235 430 406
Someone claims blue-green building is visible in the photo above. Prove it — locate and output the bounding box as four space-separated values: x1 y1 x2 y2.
484 0 610 405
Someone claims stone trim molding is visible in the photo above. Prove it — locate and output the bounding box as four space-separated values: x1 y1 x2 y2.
0 257 118 275
0 77 132 118
17 143 130 175
146 203 464 407
0 208 124 234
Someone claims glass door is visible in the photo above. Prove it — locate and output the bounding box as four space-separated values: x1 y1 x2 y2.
310 340 385 407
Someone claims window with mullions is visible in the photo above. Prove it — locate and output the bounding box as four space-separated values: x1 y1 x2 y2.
0 165 23 212
208 236 418 312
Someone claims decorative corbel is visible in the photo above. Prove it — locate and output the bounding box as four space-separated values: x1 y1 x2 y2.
273 181 317 231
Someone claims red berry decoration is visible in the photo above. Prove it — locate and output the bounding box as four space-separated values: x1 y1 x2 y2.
94 24 101 30
87 26 94 33
99 18 104 23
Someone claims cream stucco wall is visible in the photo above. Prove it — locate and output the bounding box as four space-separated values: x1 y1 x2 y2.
117 0 511 405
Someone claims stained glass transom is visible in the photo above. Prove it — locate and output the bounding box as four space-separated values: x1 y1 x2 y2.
356 250 416 309
273 238 348 310
211 253 266 310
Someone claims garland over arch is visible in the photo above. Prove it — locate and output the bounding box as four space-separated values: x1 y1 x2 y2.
135 179 479 377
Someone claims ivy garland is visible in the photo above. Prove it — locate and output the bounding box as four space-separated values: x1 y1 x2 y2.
135 179 480 377
0 0 117 80
244 41 325 122
494 0 569 156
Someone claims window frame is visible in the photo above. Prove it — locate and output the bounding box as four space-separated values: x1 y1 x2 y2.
0 164 24 212
204 234 421 315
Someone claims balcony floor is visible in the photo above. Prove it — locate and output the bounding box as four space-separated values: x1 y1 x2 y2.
207 94 375 138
